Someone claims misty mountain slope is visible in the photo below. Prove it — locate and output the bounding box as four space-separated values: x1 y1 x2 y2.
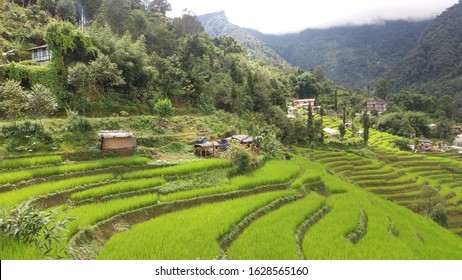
198 11 291 68
249 20 430 88
387 1 462 96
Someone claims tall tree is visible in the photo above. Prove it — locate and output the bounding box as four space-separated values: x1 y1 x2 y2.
375 78 389 100
362 111 370 145
89 55 125 94
99 0 132 35
172 12 205 35
307 104 314 142
56 0 76 22
147 0 171 15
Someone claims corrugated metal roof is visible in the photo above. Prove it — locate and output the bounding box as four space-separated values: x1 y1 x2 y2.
98 130 134 138
27 45 48 51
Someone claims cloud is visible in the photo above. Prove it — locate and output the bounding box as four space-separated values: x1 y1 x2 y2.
168 0 459 34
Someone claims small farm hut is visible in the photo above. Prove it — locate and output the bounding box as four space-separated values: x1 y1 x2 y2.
194 141 220 157
99 130 137 151
230 135 254 145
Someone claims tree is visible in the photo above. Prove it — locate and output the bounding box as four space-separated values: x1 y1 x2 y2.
375 78 389 100
171 12 205 35
0 80 28 122
154 98 173 118
99 0 132 35
294 72 320 99
334 89 338 113
147 0 171 15
45 20 95 67
307 104 314 142
88 55 125 94
28 84 58 122
339 123 346 139
68 62 93 95
362 110 370 145
319 107 325 143
56 0 76 22
110 34 152 91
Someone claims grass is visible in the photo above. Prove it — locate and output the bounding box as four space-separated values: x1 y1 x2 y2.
322 174 348 194
227 193 326 260
302 179 462 259
97 190 294 260
160 159 302 202
0 174 114 208
0 155 62 170
0 157 148 185
0 234 43 260
120 158 232 179
62 193 159 236
70 178 166 201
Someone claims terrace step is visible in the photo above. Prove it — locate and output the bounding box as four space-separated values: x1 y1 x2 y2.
369 185 423 195
358 179 417 188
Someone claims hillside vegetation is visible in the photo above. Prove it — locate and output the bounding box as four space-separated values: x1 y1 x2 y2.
249 20 430 88
387 1 462 98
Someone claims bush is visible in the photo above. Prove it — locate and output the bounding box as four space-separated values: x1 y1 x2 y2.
154 98 173 119
1 121 53 152
223 140 259 174
64 111 93 133
393 138 411 151
0 201 74 257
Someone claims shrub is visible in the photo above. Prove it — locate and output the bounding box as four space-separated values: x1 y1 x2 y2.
0 201 74 257
223 140 259 174
154 98 173 119
393 138 411 151
1 121 53 152
64 114 93 133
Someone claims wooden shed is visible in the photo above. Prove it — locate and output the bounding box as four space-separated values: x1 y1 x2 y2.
194 141 220 157
99 130 137 151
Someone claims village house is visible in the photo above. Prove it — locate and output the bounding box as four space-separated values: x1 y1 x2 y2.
292 99 321 113
416 138 433 152
287 106 297 119
454 135 462 147
323 128 340 138
367 98 387 113
98 130 137 151
27 44 52 65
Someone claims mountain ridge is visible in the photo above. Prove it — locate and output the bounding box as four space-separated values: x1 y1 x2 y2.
198 11 291 68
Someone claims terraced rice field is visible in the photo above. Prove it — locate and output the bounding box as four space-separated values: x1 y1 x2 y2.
310 129 462 238
1 151 462 260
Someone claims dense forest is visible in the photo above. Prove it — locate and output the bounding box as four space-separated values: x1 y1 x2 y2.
248 19 430 88
386 1 462 100
200 1 462 104
0 0 303 120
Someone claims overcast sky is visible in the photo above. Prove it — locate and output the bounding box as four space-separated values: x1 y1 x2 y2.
167 0 459 34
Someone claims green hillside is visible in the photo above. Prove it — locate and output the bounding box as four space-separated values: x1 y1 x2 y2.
198 11 291 68
387 1 462 97
249 20 430 88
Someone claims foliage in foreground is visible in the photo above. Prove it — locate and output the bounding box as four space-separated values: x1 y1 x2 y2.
0 201 74 258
